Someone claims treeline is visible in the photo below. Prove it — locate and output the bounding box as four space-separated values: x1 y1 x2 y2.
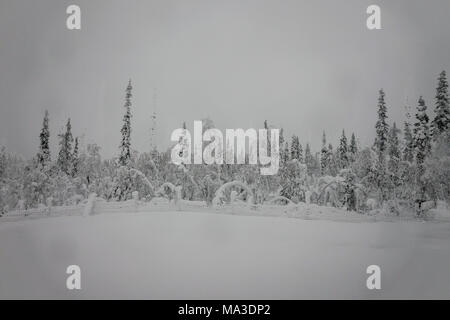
0 72 449 215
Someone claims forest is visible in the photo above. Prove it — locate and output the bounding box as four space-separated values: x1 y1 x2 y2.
1 72 449 217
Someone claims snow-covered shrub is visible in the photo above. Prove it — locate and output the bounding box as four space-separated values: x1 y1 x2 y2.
112 166 154 201
50 171 77 206
21 162 53 209
280 159 308 203
340 169 357 211
200 174 221 206
422 131 450 203
175 164 198 200
212 180 253 206
156 182 177 201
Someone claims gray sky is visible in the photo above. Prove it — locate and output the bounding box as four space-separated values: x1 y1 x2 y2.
1 0 450 159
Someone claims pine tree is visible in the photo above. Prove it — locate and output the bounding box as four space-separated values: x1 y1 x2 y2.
72 137 79 177
431 70 449 139
290 135 300 160
327 143 336 176
57 118 74 175
305 143 313 169
298 143 303 163
414 96 431 172
374 89 389 162
320 131 328 174
119 80 133 166
37 110 51 166
388 122 400 174
349 133 357 157
403 116 414 162
337 129 348 168
282 141 290 163
413 96 431 206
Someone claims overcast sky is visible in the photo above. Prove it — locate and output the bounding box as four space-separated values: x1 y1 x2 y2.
1 0 450 159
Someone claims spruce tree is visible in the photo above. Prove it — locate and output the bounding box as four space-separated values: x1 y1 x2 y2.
388 122 400 175
431 70 449 139
57 118 74 175
349 133 357 157
298 143 303 163
413 96 431 206
37 110 51 166
119 80 133 166
279 128 288 163
414 96 431 172
338 129 348 168
320 131 328 174
374 89 389 162
290 135 300 160
327 143 336 176
72 137 79 177
305 143 313 169
403 117 414 162
283 141 290 163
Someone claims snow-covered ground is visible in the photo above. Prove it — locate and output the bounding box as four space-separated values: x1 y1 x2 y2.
1 209 450 299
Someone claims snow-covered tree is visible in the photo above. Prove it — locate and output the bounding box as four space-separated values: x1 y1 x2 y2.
79 143 102 189
371 90 391 202
352 147 373 181
21 160 52 208
112 166 154 201
349 133 357 160
57 118 74 175
320 132 328 174
119 79 133 166
341 169 357 211
388 122 401 174
413 96 431 205
298 142 303 163
387 122 402 199
280 159 308 203
327 143 338 176
403 113 414 163
72 137 79 177
374 89 389 163
414 96 431 169
423 130 450 202
337 129 348 168
431 70 449 139
282 141 290 164
37 110 51 167
290 135 301 160
305 143 314 170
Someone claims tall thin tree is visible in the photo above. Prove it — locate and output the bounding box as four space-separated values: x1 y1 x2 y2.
403 123 414 163
119 80 133 166
414 96 431 173
72 137 79 177
413 96 431 207
374 89 389 163
37 110 51 166
320 131 328 174
57 118 74 175
349 133 357 156
338 129 348 168
431 70 449 139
